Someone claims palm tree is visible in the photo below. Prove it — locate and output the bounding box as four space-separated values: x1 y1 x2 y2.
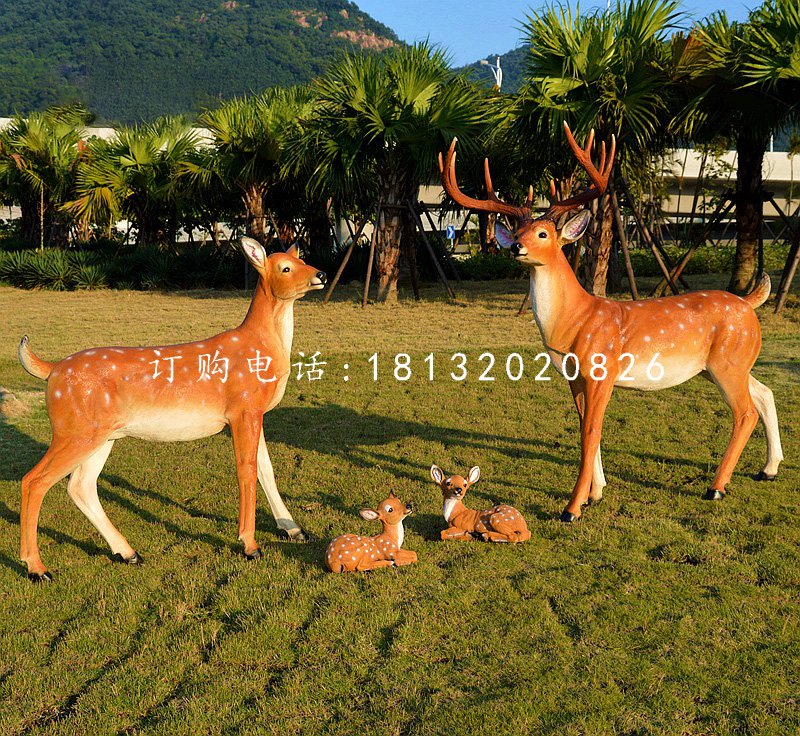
0 105 90 248
67 117 199 246
287 43 487 303
675 1 800 294
197 88 313 245
511 0 682 296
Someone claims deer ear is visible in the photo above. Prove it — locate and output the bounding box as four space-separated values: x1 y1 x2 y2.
360 508 380 521
559 210 591 245
241 237 268 272
285 241 300 258
494 222 515 250
467 466 481 485
431 465 444 484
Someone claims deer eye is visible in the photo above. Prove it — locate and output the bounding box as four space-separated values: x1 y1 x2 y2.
282 266 291 273
538 231 548 238
386 506 393 513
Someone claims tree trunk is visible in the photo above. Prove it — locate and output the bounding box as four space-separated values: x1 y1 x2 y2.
477 212 497 253
729 135 766 295
242 183 267 245
376 204 404 304
584 193 614 296
376 171 416 304
304 202 331 266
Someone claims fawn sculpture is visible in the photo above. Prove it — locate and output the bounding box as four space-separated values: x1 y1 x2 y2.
431 465 530 543
440 124 783 522
325 492 417 573
18 238 326 581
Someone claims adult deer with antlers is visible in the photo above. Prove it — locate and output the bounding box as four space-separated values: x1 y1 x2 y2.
440 124 783 522
18 238 326 581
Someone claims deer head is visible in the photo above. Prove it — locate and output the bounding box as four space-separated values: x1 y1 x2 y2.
240 237 327 301
438 123 615 270
430 464 480 500
359 491 414 527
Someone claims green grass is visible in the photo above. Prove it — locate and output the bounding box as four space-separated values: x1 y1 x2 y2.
0 276 798 735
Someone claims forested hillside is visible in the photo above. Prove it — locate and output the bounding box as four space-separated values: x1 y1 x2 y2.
0 0 397 122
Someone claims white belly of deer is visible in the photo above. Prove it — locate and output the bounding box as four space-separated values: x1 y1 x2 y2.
614 352 705 391
114 409 227 441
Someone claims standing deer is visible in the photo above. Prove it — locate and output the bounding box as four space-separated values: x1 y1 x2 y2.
18 238 326 581
430 464 530 543
440 124 783 522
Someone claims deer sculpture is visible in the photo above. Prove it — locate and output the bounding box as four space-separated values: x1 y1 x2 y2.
18 237 326 581
325 491 417 573
431 464 530 543
440 124 783 522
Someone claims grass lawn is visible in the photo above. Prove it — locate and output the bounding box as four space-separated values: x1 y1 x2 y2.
0 276 798 735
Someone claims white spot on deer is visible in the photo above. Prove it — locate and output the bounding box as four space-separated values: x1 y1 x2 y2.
644 336 651 343
102 354 108 359
54 390 62 399
154 350 161 356
86 350 96 356
232 336 240 342
111 364 117 370
104 393 110 405
679 323 685 330
66 367 73 374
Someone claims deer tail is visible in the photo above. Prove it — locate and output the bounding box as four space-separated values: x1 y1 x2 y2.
743 273 771 310
18 336 53 380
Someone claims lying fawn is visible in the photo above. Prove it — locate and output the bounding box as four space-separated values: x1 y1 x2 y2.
325 492 417 573
431 465 531 543
18 238 325 581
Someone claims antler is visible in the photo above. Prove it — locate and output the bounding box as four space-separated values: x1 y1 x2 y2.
542 122 616 222
438 139 532 222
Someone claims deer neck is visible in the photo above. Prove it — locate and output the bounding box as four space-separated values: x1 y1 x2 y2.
239 281 295 355
380 520 405 549
443 497 466 523
529 251 593 351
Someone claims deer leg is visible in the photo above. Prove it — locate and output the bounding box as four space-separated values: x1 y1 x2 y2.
231 414 263 559
563 379 614 522
21 437 101 581
67 441 140 564
569 378 607 504
705 371 759 500
392 550 417 566
440 527 474 541
256 429 306 541
748 375 783 480
353 558 396 572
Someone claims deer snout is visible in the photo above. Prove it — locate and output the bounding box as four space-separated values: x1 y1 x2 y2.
510 242 526 257
311 271 327 287
405 502 413 514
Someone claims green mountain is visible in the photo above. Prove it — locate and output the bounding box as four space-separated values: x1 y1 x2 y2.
0 0 398 123
462 47 526 94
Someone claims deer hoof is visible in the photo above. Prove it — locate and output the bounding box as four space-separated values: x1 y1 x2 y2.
28 571 54 583
560 510 579 523
754 471 776 482
704 489 726 501
245 548 263 561
587 495 603 506
283 529 308 542
113 551 143 565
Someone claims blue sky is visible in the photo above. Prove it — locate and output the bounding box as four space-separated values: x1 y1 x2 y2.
355 1 752 66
